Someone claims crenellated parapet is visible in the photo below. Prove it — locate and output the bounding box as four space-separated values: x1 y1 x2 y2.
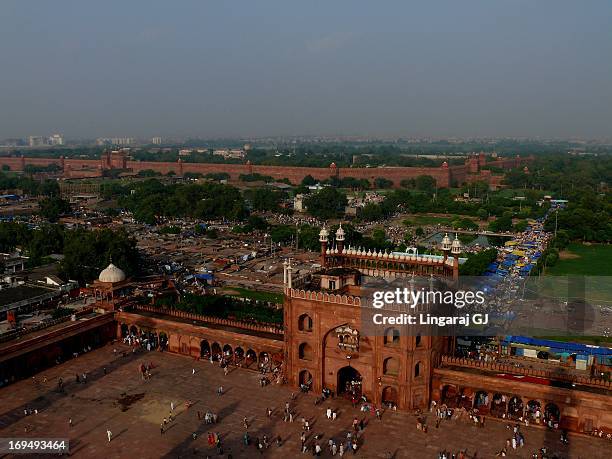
133 304 284 334
440 355 612 389
287 288 362 307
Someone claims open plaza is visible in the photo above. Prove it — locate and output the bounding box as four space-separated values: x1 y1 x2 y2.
1 344 608 459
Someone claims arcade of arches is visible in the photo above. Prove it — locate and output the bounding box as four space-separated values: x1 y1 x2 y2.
115 311 283 371
431 371 612 433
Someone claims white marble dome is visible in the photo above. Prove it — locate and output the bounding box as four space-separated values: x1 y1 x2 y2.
98 263 126 283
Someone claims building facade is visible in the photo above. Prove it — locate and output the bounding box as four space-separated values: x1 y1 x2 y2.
283 227 460 410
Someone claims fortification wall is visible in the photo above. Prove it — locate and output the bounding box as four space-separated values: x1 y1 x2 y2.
0 154 531 189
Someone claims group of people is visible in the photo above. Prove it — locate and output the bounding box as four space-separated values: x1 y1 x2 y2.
590 428 612 440
301 433 358 456
138 361 154 380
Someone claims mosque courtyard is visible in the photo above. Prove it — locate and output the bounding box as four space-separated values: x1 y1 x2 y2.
0 343 607 458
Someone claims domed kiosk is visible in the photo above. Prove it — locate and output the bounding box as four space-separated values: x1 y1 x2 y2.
92 262 131 310
98 263 126 283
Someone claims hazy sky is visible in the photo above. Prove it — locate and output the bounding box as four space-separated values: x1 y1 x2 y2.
1 1 611 139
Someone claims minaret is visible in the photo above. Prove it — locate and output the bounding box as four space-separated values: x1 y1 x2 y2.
287 258 293 289
319 226 329 268
283 259 288 285
335 224 345 254
441 233 451 262
451 234 462 281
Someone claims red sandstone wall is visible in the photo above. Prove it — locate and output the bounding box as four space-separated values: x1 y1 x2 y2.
338 166 451 188
0 157 23 171
0 155 532 189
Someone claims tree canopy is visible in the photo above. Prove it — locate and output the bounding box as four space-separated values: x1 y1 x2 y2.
303 187 347 220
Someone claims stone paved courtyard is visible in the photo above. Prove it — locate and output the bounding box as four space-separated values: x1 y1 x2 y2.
0 343 608 459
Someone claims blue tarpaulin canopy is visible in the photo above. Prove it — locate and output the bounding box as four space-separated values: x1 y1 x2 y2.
195 273 214 281
503 336 612 356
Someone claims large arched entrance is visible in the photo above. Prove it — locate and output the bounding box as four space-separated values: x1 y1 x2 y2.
245 349 257 367
337 366 362 398
381 386 398 407
158 332 168 351
211 342 222 359
223 344 233 359
299 370 313 389
441 385 458 406
508 396 523 418
200 340 210 358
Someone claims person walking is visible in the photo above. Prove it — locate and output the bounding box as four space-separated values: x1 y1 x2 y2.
107 429 112 442
68 418 73 427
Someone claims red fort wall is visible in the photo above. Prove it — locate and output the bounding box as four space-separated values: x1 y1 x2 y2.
0 154 531 189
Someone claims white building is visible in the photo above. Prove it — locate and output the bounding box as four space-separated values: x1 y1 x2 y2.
48 134 64 146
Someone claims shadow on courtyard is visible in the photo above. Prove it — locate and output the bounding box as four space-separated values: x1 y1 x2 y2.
0 347 147 430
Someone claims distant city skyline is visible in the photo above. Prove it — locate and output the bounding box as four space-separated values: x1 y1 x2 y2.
1 1 611 140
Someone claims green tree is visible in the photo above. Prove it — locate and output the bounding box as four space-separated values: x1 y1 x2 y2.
247 215 269 231
60 228 140 285
374 177 393 189
359 203 384 222
400 178 416 188
301 175 317 186
270 225 294 244
415 175 436 194
459 248 498 275
488 213 513 232
514 220 528 232
39 197 71 222
137 169 162 177
304 187 347 220
244 188 286 211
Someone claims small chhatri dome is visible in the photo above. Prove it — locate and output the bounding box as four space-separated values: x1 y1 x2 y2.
335 224 345 241
329 162 337 168
451 234 462 254
99 263 126 283
441 233 452 251
319 226 329 242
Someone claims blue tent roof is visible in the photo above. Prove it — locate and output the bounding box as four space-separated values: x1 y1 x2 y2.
503 336 612 356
